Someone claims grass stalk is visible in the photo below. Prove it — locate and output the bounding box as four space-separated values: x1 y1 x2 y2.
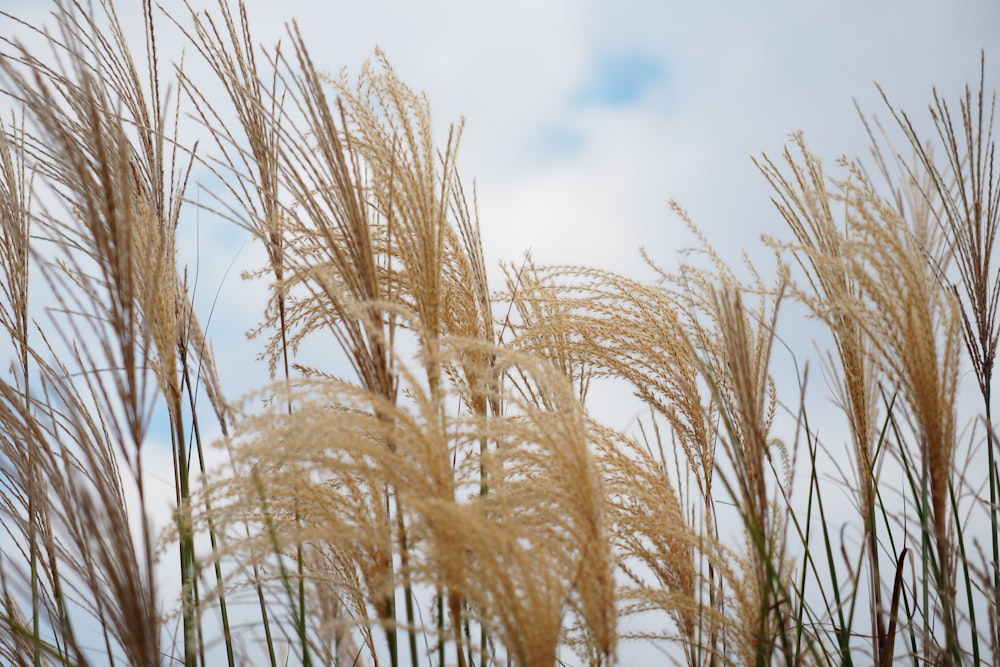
803 423 852 663
172 413 198 667
948 478 980 664
252 470 313 667
987 403 1000 657
394 500 420 667
182 367 236 667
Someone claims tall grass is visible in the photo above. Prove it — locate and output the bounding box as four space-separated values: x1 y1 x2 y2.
0 1 997 665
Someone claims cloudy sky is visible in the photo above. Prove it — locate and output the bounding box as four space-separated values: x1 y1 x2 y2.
6 0 998 391
187 0 1000 430
236 0 1000 277
213 1 992 401
3 1 1000 663
241 0 1000 272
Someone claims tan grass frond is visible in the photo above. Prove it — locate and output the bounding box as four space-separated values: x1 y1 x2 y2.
1 0 197 452
0 0 204 662
324 48 469 402
760 124 972 661
505 262 712 497
0 113 32 373
503 231 793 662
186 13 430 408
0 364 161 666
490 350 617 663
827 157 963 656
175 0 287 278
595 425 701 659
199 340 616 664
186 3 497 425
756 134 880 482
698 283 793 665
501 258 595 406
878 57 1000 405
660 205 788 527
440 175 500 419
839 162 961 535
663 212 794 665
182 296 233 432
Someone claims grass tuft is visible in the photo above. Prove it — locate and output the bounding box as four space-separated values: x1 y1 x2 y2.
0 2 997 665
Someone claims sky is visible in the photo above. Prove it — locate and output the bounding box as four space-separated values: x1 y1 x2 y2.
3 0 1000 664
174 0 996 411
7 0 997 392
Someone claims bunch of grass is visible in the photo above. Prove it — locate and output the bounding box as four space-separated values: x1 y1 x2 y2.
0 1 999 666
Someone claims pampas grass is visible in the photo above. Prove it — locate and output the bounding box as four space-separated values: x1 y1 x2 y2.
0 1 998 665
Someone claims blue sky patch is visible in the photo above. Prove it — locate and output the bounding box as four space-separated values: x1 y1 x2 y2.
574 52 665 107
533 123 586 160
